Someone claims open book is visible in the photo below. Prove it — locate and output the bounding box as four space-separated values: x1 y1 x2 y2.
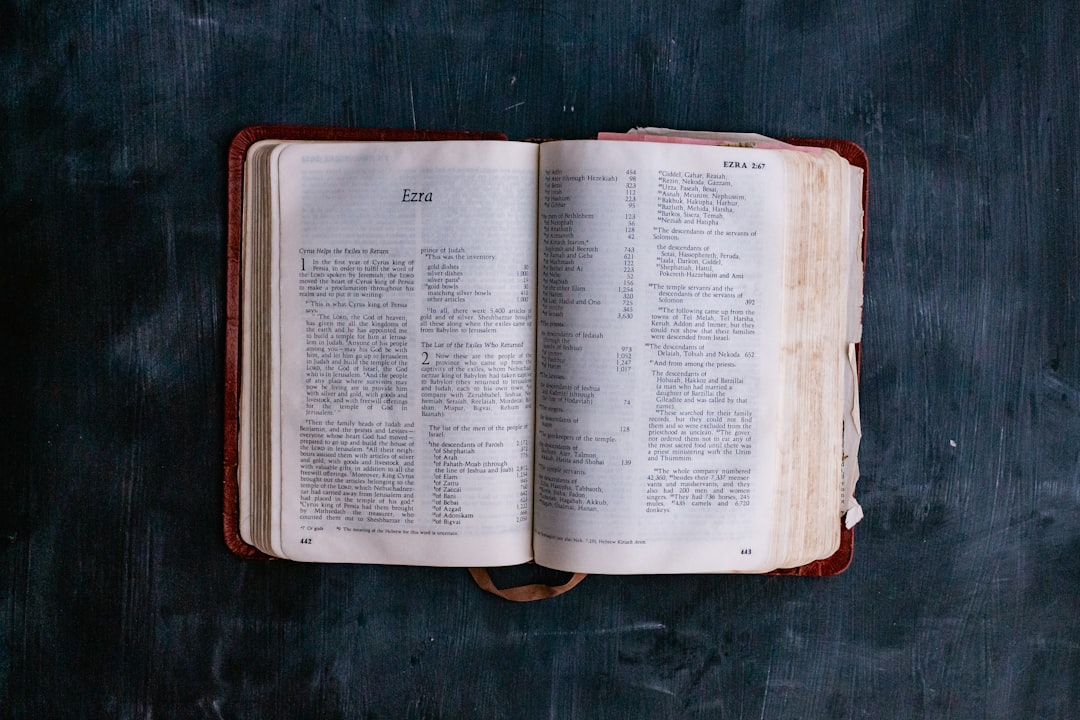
225 126 865 578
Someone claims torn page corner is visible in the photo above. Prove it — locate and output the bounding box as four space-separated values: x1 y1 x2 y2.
844 500 864 529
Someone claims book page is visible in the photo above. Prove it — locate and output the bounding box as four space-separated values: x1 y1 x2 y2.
238 140 279 550
532 140 788 573
271 140 539 565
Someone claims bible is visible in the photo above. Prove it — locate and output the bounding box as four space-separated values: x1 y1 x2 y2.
224 125 866 580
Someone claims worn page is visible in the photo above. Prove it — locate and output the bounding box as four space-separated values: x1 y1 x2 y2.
271 140 538 565
842 165 865 524
238 140 278 549
532 140 788 573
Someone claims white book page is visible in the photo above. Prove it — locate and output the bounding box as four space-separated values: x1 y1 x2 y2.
532 140 788 573
273 140 538 566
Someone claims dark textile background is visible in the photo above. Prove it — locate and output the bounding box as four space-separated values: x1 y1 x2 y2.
3 2 1078 717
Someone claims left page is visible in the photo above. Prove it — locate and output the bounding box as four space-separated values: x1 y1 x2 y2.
270 140 539 565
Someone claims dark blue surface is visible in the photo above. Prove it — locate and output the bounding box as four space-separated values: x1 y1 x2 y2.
3 1 1078 717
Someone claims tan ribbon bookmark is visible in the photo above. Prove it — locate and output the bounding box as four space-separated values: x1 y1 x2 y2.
468 567 587 601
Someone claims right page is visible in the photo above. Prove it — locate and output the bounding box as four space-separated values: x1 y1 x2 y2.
533 139 798 573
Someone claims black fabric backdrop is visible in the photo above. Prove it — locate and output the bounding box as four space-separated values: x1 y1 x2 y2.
3 2 1078 717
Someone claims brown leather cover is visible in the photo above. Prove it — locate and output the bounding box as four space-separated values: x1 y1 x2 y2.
223 126 506 559
223 128 867 583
